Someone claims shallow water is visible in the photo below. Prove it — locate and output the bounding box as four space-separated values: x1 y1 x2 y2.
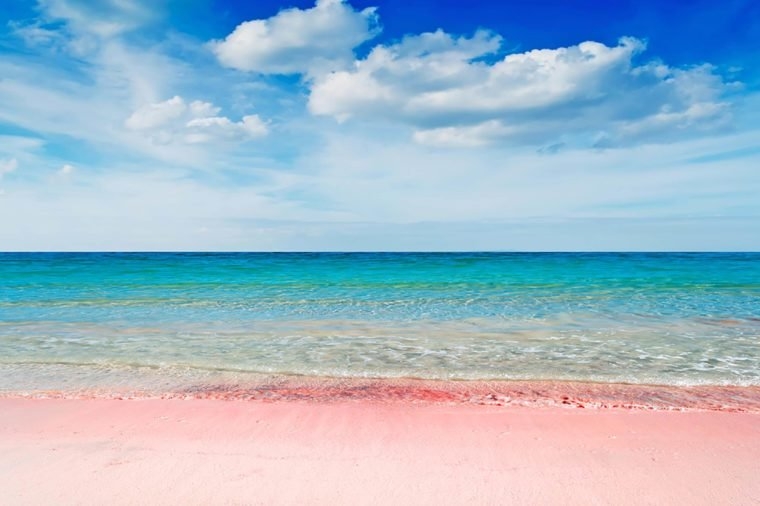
1 252 759 392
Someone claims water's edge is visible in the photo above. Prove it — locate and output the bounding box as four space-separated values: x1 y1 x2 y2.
4 376 760 413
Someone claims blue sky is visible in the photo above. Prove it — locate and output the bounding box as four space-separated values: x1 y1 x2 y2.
0 0 759 251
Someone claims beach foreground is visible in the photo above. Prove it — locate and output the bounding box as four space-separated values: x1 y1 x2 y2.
2 397 759 505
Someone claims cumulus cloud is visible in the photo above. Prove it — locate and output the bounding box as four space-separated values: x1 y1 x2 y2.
59 164 75 175
309 32 734 148
125 96 268 145
125 96 187 130
210 0 380 75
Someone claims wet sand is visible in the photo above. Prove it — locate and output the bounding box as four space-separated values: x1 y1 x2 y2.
2 395 760 505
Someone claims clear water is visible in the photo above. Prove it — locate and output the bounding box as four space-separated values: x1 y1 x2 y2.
1 252 759 392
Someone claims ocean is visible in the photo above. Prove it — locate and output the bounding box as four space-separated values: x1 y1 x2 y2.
1 252 759 399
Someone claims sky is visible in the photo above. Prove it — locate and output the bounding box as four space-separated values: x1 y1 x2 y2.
0 0 759 251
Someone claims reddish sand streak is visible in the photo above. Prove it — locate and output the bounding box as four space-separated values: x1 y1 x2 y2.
7 377 760 412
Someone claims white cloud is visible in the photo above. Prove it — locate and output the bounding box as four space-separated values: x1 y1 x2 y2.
411 121 516 148
125 95 186 130
8 21 62 47
0 135 45 154
240 115 269 137
276 125 760 228
125 96 269 144
38 0 156 38
309 33 733 148
2 1 276 170
1 0 758 251
4 127 759 250
47 163 76 185
211 0 380 75
188 100 221 118
183 114 269 144
0 158 18 178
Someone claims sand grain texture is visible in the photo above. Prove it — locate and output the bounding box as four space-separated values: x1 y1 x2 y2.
1 398 759 505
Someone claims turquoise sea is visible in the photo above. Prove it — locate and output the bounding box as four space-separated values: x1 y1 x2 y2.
1 253 759 394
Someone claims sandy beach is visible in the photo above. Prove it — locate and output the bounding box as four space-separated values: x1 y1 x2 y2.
2 395 759 505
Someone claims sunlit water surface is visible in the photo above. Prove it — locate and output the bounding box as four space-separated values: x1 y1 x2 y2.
1 253 759 393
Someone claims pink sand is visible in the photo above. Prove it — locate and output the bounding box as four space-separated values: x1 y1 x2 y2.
2 398 759 505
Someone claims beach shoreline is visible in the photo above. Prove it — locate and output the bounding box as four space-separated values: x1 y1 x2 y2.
2 395 759 505
4 375 760 412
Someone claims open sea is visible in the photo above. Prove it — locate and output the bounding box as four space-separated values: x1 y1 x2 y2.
1 252 760 405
